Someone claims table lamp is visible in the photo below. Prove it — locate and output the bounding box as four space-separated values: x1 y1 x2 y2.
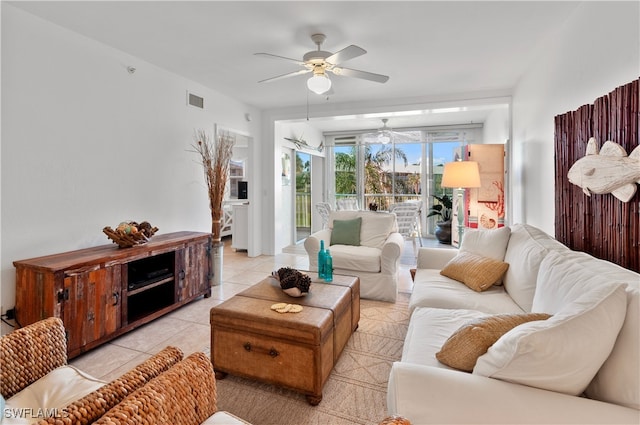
441 160 481 246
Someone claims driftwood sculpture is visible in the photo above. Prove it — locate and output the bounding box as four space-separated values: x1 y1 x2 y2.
567 137 640 202
284 136 324 152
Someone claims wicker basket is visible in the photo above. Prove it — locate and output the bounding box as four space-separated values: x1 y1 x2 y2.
103 221 158 248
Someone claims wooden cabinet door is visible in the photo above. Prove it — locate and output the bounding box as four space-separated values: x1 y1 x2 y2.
175 239 210 302
63 265 121 353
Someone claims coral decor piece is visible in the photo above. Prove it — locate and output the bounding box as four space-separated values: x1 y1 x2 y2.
271 267 311 297
191 129 235 242
483 181 505 218
568 137 640 202
103 221 158 248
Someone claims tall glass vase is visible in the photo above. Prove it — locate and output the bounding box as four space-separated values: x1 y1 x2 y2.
210 219 223 286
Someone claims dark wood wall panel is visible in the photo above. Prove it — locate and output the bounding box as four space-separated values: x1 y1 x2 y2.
554 78 639 273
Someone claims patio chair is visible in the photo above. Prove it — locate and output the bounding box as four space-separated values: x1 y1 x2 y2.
315 202 332 229
336 198 360 210
390 202 423 256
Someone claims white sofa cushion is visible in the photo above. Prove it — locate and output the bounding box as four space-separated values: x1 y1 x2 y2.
387 362 640 425
5 365 106 425
587 279 640 409
329 244 381 272
473 282 627 395
202 411 252 424
534 250 629 313
533 249 640 409
436 313 552 372
501 224 567 312
460 226 511 261
330 211 396 249
402 307 488 368
409 269 524 315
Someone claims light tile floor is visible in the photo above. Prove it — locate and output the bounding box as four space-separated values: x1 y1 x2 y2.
62 237 452 381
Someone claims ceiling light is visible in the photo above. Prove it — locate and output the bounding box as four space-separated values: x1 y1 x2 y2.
377 132 392 144
307 74 331 94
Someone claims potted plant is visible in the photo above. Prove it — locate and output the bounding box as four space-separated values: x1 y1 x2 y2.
427 194 453 244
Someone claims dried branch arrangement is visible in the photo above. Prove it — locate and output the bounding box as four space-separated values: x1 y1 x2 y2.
192 129 235 242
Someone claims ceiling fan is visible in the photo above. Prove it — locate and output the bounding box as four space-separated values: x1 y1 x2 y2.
255 33 389 95
361 119 420 144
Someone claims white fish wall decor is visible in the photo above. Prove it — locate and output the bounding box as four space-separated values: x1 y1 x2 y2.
567 138 640 202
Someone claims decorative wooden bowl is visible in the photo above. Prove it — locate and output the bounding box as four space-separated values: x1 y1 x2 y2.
282 287 306 297
103 221 158 248
271 267 311 296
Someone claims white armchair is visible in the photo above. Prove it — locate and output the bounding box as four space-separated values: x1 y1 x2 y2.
304 210 404 302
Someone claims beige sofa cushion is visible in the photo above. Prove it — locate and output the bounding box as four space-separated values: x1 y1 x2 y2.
440 252 509 292
330 211 397 249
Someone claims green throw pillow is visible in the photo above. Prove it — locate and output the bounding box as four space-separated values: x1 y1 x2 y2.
330 218 362 246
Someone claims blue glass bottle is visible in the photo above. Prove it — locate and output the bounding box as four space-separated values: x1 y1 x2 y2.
318 240 326 279
324 249 333 282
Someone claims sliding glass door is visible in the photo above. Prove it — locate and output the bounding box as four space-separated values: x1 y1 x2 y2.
295 151 312 242
326 126 480 237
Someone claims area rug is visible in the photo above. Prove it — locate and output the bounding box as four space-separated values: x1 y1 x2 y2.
208 292 411 425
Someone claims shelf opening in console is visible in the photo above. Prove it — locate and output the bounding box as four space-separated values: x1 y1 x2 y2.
128 252 175 291
127 282 175 322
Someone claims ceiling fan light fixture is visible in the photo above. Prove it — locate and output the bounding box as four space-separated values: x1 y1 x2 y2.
377 132 392 144
307 74 331 94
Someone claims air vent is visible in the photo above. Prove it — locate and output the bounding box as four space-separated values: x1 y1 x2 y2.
187 92 204 109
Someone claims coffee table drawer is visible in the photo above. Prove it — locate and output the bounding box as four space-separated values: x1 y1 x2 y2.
212 327 334 398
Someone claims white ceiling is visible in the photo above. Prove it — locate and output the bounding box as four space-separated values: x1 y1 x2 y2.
9 1 581 132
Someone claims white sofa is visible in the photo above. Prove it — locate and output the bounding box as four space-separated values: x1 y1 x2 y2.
387 224 640 424
304 210 403 302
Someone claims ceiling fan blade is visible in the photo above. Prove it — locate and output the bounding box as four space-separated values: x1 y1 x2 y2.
254 52 305 66
325 45 366 65
258 68 311 83
332 66 389 83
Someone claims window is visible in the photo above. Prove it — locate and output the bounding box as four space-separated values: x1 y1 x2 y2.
229 159 245 198
325 125 481 236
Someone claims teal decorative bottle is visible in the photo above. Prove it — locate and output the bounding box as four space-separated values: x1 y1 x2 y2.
318 240 326 279
324 249 333 282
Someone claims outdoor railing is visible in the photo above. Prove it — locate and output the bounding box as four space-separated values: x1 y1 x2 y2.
296 193 311 227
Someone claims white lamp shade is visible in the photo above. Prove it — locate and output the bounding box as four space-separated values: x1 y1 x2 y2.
307 74 331 94
441 161 481 188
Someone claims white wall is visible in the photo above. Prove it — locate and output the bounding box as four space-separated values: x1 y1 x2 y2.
482 106 510 144
272 121 323 253
310 155 325 233
0 5 261 313
511 1 639 234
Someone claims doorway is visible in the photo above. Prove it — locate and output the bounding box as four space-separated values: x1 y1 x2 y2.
295 151 312 242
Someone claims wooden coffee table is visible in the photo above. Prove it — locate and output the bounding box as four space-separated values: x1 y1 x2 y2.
210 273 359 405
